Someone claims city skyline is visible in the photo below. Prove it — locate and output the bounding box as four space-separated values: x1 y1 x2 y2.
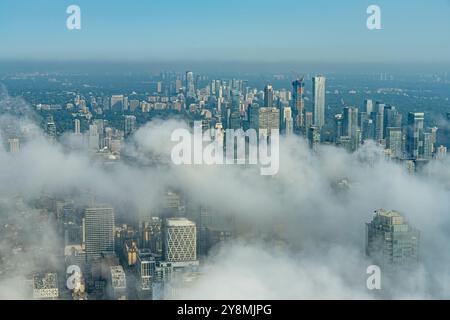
1 0 450 305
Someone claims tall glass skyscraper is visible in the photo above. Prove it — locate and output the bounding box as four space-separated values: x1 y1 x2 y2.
292 78 305 131
406 112 425 159
185 71 195 98
264 84 274 108
312 76 326 129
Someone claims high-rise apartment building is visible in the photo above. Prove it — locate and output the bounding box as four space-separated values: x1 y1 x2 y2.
292 78 305 131
406 112 425 159
185 71 195 98
313 76 326 129
264 84 274 108
250 107 280 137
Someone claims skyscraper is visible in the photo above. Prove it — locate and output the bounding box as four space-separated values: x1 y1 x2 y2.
406 112 425 159
366 209 420 268
282 106 294 136
308 126 321 154
437 145 448 160
374 102 385 142
334 114 344 142
74 119 81 135
422 132 433 160
264 84 274 108
46 115 57 141
383 105 402 138
185 71 195 98
84 206 115 261
250 107 280 137
343 107 359 138
292 78 305 131
111 95 124 111
312 76 326 129
228 90 242 130
364 99 373 115
124 115 137 138
164 218 197 267
386 127 403 159
304 112 314 136
8 138 20 154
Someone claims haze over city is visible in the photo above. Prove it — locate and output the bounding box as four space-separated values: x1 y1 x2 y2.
0 0 450 304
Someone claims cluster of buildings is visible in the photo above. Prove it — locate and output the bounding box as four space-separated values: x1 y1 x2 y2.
3 71 446 174
61 202 201 300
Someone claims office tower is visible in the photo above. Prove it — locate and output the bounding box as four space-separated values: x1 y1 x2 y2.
292 78 305 130
334 114 344 142
84 206 115 261
124 115 137 138
250 107 280 136
264 84 274 108
74 119 81 135
362 118 375 141
364 99 373 115
141 217 163 256
374 102 385 141
422 132 433 160
343 107 359 138
185 71 195 98
157 81 162 94
282 106 294 136
386 127 403 159
46 115 57 141
108 266 127 300
313 75 326 129
406 112 425 159
211 80 216 96
343 107 359 150
111 95 124 111
88 124 100 150
135 250 155 299
383 105 401 138
128 99 138 112
437 145 447 160
229 90 242 130
308 126 321 153
8 138 20 154
102 96 110 110
175 79 182 93
304 112 314 136
33 273 59 299
358 111 368 131
366 209 420 267
429 127 438 154
123 96 129 111
164 218 197 267
342 107 351 137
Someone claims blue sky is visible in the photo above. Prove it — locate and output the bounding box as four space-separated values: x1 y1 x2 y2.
0 0 449 63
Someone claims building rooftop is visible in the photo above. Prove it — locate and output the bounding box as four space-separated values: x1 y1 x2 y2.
166 218 196 227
